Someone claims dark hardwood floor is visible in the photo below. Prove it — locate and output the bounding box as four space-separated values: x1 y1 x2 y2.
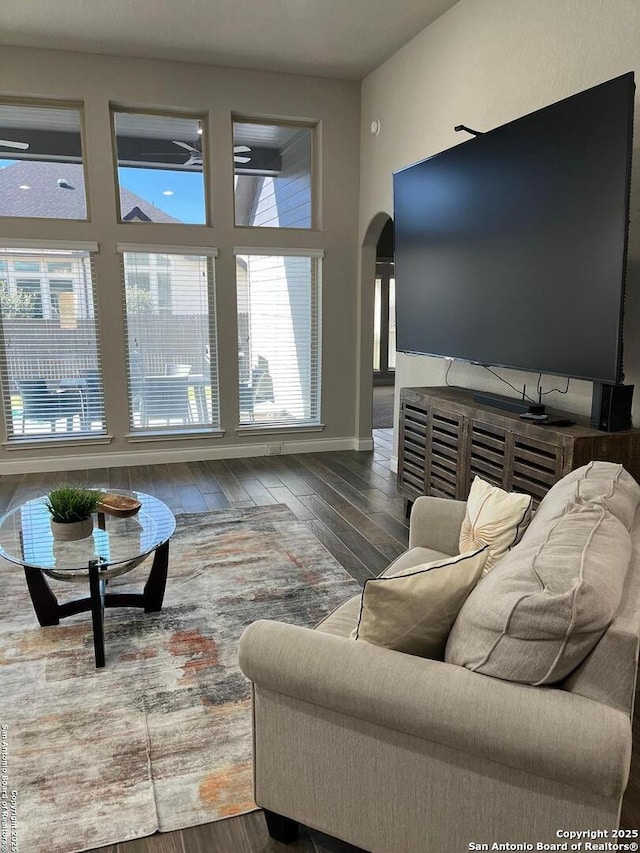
4 428 639 852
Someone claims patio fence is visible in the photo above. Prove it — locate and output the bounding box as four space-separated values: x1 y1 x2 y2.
3 316 211 386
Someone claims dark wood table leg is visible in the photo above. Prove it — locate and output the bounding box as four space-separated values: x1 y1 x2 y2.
143 540 169 613
88 560 105 668
24 567 60 626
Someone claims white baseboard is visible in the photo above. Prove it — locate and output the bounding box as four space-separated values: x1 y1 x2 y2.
390 455 398 473
0 436 365 475
353 437 374 451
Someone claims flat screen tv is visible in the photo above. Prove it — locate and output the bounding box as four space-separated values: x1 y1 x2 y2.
393 72 634 385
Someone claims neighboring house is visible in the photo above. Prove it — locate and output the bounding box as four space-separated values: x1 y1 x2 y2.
0 248 93 321
0 160 188 319
0 160 180 222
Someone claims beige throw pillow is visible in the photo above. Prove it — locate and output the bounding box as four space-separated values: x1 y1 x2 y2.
446 504 630 685
526 461 640 536
351 548 488 659
459 476 532 574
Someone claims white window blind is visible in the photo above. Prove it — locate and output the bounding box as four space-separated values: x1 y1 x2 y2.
235 250 321 427
388 276 396 370
373 277 382 372
120 247 219 432
0 245 106 441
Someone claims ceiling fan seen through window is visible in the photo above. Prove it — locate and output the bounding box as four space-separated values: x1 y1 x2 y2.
140 140 251 167
0 139 29 150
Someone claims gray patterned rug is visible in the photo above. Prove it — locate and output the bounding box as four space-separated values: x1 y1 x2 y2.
0 504 359 853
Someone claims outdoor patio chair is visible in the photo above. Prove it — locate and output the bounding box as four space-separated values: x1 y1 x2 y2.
239 359 275 421
77 369 103 429
140 375 193 427
17 379 84 434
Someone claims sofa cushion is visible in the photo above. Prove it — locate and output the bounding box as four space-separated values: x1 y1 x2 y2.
314 547 453 640
316 594 361 638
528 461 640 536
446 503 630 684
381 546 454 576
352 548 488 659
459 476 533 574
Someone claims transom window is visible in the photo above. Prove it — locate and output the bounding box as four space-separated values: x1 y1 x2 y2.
0 102 87 220
113 111 208 225
233 119 314 229
119 246 219 433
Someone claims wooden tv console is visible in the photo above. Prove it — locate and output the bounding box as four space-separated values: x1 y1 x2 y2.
398 386 640 509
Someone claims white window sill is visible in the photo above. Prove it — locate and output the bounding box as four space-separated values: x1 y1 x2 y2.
3 434 114 450
126 429 225 443
235 423 325 436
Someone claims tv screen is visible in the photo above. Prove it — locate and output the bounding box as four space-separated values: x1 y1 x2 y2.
393 72 634 385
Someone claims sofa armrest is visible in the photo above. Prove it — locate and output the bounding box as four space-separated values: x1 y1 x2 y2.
239 620 631 799
409 496 467 553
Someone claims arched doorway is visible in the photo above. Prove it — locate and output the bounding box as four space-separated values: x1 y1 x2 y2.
354 212 393 452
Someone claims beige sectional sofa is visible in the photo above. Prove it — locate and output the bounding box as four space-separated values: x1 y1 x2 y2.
239 463 640 853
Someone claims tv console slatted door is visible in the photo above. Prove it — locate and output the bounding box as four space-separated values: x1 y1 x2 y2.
398 386 640 510
398 399 465 500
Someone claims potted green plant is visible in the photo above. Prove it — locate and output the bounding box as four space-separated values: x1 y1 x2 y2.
44 484 103 541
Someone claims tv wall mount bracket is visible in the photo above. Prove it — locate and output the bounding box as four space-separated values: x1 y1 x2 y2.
454 125 485 136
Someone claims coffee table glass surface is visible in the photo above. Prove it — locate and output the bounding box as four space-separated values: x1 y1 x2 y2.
0 490 175 580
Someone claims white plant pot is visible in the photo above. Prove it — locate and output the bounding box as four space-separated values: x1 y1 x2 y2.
50 517 94 541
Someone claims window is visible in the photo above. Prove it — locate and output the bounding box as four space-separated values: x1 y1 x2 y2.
113 111 208 225
47 261 74 274
120 246 219 433
373 261 396 380
49 280 74 317
16 280 43 318
0 245 106 440
388 277 396 371
0 102 87 220
233 120 314 229
235 250 321 427
157 273 171 311
128 272 151 291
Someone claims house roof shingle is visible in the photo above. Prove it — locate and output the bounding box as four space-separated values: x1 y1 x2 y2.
0 161 181 223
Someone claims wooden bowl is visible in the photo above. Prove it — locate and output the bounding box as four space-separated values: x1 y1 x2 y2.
96 494 142 518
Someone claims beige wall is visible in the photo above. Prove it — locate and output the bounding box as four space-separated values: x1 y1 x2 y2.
0 46 361 472
357 0 640 455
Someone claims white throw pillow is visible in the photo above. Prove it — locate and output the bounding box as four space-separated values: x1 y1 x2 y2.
459 476 532 575
351 548 488 659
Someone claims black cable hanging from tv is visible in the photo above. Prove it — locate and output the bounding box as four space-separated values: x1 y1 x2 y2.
454 124 485 136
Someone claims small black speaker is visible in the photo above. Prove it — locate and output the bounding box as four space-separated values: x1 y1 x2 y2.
590 383 634 432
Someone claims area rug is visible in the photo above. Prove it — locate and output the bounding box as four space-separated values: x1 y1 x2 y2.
0 504 360 853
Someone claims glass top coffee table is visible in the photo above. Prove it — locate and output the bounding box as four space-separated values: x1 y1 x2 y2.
0 490 176 668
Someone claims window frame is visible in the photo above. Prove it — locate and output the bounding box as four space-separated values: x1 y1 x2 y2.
0 97 91 223
233 246 323 432
231 115 318 232
117 242 221 437
110 106 211 227
0 239 107 446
